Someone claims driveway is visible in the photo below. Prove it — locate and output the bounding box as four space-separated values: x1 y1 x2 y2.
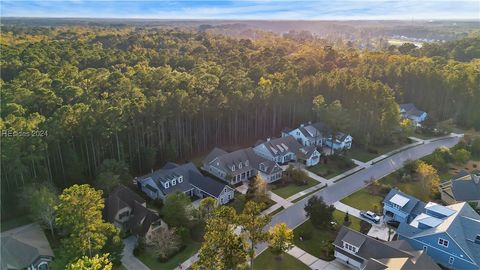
255 135 460 253
122 236 149 270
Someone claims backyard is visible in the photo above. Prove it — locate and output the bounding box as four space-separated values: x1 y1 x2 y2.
270 176 319 198
137 240 201 270
254 249 309 270
293 209 366 261
307 156 356 179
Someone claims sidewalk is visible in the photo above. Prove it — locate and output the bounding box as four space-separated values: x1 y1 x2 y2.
286 183 326 202
287 245 348 270
302 168 329 184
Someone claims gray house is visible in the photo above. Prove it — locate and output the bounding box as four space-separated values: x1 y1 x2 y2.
333 226 440 270
254 136 320 167
399 103 427 126
203 147 283 185
440 170 480 209
1 223 54 270
104 185 166 242
137 162 234 205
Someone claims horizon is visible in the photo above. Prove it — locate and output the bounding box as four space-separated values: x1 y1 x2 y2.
1 1 479 20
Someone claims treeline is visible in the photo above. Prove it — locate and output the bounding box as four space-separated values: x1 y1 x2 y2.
1 27 479 192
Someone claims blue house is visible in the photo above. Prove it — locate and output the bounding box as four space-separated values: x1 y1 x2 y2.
397 202 480 270
399 103 427 126
383 189 480 270
383 189 426 224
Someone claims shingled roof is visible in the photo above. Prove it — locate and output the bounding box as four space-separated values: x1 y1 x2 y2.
451 170 480 201
105 184 146 222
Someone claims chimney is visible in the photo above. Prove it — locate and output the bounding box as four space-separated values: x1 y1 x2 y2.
300 124 304 127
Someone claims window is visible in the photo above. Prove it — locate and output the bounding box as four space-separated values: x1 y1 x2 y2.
245 160 249 166
297 131 300 135
438 238 449 247
239 162 242 169
178 176 183 183
164 182 170 188
423 245 428 252
232 165 235 171
449 256 454 265
172 179 177 186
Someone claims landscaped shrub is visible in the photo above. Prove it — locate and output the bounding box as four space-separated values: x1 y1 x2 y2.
297 227 313 240
156 244 187 263
176 226 191 244
360 220 371 234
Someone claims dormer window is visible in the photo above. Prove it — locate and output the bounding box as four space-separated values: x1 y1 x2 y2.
259 163 265 172
239 162 242 169
343 242 357 253
164 182 170 188
172 179 177 186
178 176 183 183
245 160 249 166
232 165 235 171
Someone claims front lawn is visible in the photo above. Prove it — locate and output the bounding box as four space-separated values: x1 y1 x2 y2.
270 177 319 199
340 189 384 212
307 156 355 179
137 240 201 270
346 140 411 163
228 192 275 214
293 210 366 261
254 249 309 270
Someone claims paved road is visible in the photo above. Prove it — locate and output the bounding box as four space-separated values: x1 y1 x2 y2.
259 135 461 253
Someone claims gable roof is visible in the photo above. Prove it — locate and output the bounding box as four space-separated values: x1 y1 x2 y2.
105 184 146 222
1 223 54 269
400 103 426 118
138 162 200 195
397 202 480 267
451 170 480 201
190 173 233 197
255 136 302 157
128 201 160 237
335 226 440 270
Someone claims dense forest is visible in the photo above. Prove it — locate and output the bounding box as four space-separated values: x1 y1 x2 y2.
1 26 479 195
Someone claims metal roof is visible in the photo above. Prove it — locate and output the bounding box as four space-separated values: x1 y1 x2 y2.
390 194 410 207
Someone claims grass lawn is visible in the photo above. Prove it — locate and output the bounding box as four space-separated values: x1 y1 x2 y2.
307 157 356 179
293 210 365 261
270 177 319 199
340 189 384 212
228 192 275 214
254 249 309 270
113 265 128 270
346 140 411 163
268 206 284 217
137 241 201 270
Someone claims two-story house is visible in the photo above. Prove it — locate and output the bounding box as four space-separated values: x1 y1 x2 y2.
440 170 480 209
333 226 440 270
383 189 426 224
203 147 283 185
254 136 320 167
396 202 480 270
1 223 55 270
399 103 427 126
282 122 353 152
104 185 165 242
137 162 234 205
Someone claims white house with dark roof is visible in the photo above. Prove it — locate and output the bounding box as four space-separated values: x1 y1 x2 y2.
399 103 427 126
282 122 352 152
254 136 320 166
136 162 233 205
203 147 283 185
333 226 440 270
440 170 480 209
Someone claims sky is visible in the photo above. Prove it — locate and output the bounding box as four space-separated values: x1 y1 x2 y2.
1 0 479 20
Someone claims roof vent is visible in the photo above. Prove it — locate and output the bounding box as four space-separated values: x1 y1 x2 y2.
475 234 480 244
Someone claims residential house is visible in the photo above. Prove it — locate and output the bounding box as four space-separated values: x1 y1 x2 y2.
104 185 165 242
383 189 426 224
333 226 440 270
396 202 480 270
440 170 480 209
399 103 427 126
137 162 234 205
1 223 54 270
282 122 352 152
203 147 283 185
254 136 321 166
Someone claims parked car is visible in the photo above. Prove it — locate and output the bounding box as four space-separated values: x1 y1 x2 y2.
360 211 381 223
